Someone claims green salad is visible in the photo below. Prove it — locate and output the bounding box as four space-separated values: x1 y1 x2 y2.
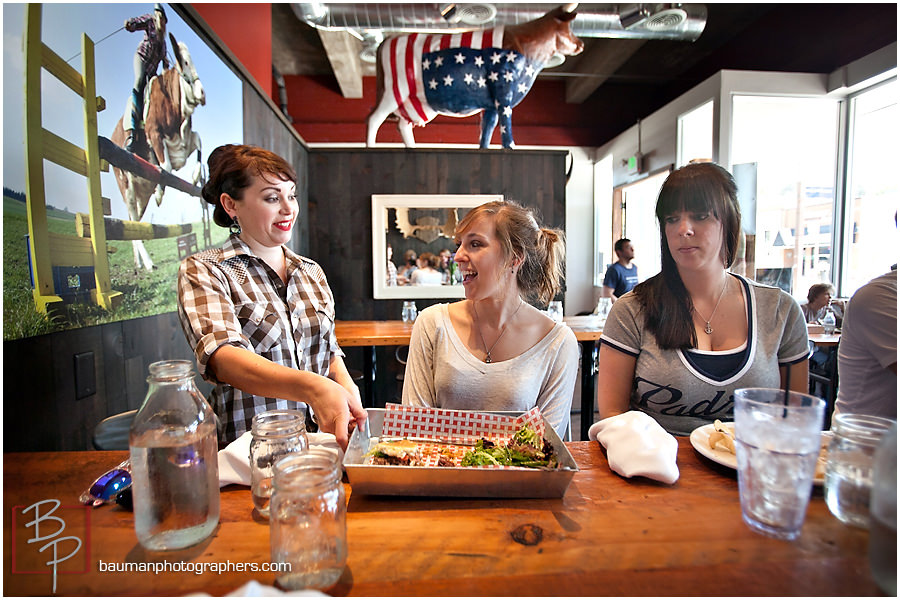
460 425 559 469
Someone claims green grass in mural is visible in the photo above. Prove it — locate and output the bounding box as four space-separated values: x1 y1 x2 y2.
3 195 229 340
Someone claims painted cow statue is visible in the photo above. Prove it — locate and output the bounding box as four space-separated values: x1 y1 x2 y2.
367 4 583 148
111 33 205 270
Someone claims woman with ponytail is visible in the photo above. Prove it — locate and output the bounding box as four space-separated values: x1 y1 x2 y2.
401 200 578 437
595 162 809 436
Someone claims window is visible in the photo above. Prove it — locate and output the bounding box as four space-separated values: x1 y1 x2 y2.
620 170 670 281
677 100 714 167
840 79 898 297
593 154 614 286
731 95 840 297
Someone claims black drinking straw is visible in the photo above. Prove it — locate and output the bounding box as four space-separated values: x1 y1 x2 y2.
783 365 792 416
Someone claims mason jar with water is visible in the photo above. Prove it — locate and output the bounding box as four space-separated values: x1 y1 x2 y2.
825 413 896 528
129 360 219 551
250 409 308 517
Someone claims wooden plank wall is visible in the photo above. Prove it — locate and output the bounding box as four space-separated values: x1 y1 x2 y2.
306 148 568 405
3 312 205 452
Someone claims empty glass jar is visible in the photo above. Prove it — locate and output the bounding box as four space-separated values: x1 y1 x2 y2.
250 409 308 518
401 301 417 323
825 413 896 528
270 449 347 590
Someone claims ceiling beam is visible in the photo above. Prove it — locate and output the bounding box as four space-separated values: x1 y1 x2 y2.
317 29 364 99
565 39 647 104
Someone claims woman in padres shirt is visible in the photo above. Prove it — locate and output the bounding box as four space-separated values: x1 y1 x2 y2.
596 162 809 436
177 144 366 448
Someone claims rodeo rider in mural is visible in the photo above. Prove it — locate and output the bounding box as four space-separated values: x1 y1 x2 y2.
122 3 169 153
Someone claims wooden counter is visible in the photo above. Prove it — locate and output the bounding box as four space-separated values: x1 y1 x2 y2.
4 438 882 596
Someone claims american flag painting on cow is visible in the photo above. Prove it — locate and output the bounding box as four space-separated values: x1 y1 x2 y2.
367 4 583 148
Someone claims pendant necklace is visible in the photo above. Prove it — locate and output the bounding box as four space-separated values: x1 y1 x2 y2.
472 300 524 363
693 275 729 335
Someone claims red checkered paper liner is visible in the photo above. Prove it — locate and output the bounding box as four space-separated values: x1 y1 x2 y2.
375 404 547 467
382 403 545 441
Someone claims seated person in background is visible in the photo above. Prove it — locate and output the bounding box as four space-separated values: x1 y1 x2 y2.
399 249 418 284
835 269 897 419
177 144 366 449
601 238 638 303
438 248 453 284
596 162 809 436
409 252 444 285
386 243 398 286
402 200 578 437
801 282 843 326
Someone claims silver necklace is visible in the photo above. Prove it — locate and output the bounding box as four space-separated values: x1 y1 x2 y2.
693 276 729 335
472 300 524 363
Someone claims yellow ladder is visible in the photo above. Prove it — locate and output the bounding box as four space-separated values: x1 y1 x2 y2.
23 4 121 313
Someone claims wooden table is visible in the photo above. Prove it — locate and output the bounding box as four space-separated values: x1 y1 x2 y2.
4 440 882 596
563 316 604 440
809 332 841 347
335 318 603 440
334 320 415 409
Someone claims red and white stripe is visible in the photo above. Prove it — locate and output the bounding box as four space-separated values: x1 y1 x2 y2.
382 27 505 126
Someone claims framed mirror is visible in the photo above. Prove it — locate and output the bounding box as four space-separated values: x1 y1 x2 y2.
372 194 503 300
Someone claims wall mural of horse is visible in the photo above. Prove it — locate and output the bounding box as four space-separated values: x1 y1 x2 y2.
110 33 206 270
367 4 583 149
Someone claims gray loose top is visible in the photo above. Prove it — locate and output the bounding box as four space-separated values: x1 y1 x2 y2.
401 303 579 437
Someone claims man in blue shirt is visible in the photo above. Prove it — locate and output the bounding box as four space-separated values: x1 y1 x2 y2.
602 238 638 302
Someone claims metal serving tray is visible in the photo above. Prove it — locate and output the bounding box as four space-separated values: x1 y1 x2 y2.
342 409 579 498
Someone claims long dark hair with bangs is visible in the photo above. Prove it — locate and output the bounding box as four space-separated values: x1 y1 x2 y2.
632 162 740 350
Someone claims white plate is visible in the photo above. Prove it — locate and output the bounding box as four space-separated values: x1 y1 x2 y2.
689 422 830 485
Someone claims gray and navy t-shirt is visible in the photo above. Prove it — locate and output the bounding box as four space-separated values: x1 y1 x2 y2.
600 274 810 436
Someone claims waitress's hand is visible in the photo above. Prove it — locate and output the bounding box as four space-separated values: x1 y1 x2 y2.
307 376 366 450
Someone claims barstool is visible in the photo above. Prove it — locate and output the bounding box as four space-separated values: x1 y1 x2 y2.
92 410 137 451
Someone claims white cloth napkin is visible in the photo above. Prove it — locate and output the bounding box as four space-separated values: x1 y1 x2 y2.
217 431 343 487
188 580 327 596
588 411 680 484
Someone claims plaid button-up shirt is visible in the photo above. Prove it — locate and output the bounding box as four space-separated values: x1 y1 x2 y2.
177 235 344 443
125 12 169 77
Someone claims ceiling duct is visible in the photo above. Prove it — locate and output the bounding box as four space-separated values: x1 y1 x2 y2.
293 3 707 43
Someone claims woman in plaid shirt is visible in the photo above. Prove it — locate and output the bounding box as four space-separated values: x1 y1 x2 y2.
177 144 366 448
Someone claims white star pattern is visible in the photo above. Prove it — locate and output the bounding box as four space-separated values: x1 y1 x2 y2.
434 56 444 67
488 71 499 82
525 64 535 77
443 74 454 86
423 58 431 70
454 52 465 64
503 71 514 82
500 125 507 134
477 76 487 87
506 52 517 62
503 105 513 116
464 73 474 85
517 82 528 94
428 79 438 89
490 52 502 64
474 56 484 67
